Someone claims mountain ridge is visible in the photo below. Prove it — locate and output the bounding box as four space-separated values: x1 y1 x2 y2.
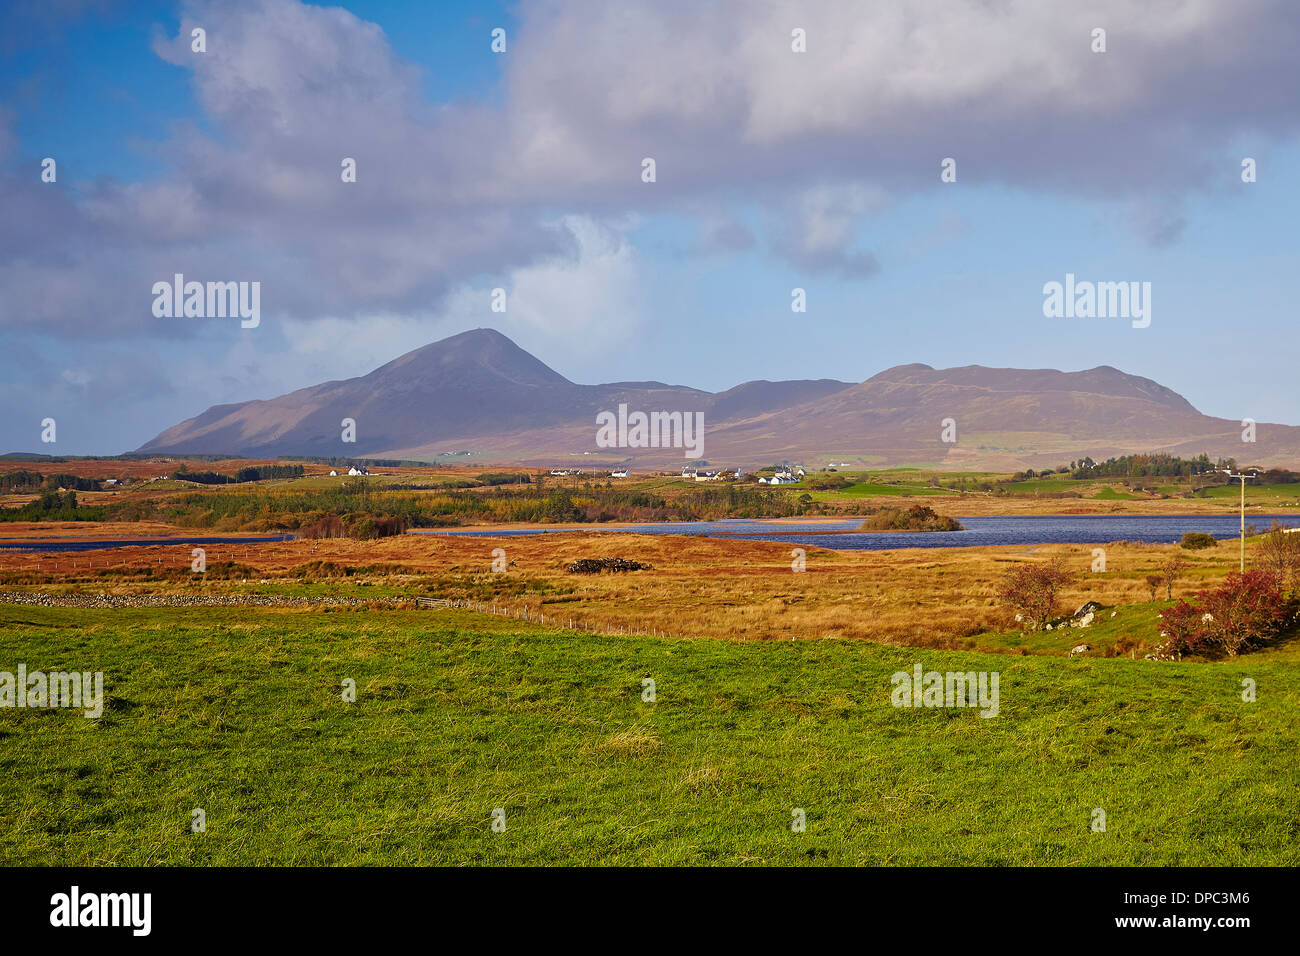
137 328 1300 469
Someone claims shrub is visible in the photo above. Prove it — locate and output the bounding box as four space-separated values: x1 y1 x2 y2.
998 558 1073 630
1181 532 1217 550
1158 570 1294 658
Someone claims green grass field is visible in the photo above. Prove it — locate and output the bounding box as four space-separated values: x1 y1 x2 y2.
2 603 1295 866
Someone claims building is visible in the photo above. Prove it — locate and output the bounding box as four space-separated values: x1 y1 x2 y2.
347 466 369 476
762 469 800 485
610 469 630 478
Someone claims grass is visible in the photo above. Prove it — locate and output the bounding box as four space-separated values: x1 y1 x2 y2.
816 481 948 498
0 530 1262 648
1195 482 1300 504
1 602 1296 866
1094 487 1139 500
970 601 1169 655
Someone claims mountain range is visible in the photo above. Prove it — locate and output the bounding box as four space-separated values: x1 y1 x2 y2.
137 328 1300 470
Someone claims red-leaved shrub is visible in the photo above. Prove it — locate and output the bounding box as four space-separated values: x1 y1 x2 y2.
1157 570 1293 658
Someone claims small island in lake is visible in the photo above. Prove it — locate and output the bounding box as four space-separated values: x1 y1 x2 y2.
859 504 965 532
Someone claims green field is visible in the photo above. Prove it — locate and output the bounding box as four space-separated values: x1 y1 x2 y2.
2 603 1295 866
1194 482 1300 505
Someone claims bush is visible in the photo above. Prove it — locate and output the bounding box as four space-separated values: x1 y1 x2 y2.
299 513 407 540
1157 570 1294 658
1181 532 1218 550
998 558 1073 631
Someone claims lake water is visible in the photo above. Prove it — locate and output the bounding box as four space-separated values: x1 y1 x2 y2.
0 534 297 553
411 515 1300 551
3 515 1294 554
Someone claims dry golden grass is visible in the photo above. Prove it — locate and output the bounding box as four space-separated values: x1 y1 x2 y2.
0 525 1249 650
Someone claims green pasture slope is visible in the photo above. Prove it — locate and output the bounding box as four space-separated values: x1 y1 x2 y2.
1 603 1295 866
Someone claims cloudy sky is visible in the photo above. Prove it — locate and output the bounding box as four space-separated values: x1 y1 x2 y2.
2 0 1298 454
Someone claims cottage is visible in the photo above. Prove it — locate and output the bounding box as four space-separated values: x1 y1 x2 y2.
764 468 800 485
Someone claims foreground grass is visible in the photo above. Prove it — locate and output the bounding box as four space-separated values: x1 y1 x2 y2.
0 603 1295 866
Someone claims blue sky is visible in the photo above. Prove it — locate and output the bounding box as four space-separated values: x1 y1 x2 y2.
2 0 1298 454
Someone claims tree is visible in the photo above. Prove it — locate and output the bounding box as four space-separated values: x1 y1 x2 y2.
1159 555 1185 600
1144 574 1162 603
1256 522 1300 591
341 476 369 501
998 558 1073 630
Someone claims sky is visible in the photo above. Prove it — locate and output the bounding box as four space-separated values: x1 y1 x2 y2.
1 0 1298 455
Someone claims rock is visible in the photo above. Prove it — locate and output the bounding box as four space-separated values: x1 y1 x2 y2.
566 557 652 574
1070 643 1091 656
1077 611 1094 627
1073 600 1103 619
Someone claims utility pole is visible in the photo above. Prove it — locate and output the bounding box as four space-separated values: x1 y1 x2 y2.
1221 468 1259 573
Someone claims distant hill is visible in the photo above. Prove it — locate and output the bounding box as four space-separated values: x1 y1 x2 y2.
137 328 1300 469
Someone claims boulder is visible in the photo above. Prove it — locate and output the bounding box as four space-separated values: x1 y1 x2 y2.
1073 600 1103 619
1070 643 1091 656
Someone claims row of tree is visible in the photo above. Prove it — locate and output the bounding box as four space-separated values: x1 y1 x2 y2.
1019 453 1231 480
172 464 305 484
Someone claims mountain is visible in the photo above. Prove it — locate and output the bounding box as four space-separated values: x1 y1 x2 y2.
137 328 1300 469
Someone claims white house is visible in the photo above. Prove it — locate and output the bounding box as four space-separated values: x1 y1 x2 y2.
347 466 369 476
764 469 800 485
610 469 630 478
329 470 338 476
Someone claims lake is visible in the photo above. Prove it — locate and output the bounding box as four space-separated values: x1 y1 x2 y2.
411 514 1300 551
0 534 297 553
